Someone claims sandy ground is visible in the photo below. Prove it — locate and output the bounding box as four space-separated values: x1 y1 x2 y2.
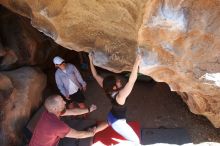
81 72 220 144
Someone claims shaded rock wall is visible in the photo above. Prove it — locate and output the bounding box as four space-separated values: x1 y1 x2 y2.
0 67 46 146
0 0 220 127
0 6 56 70
0 7 83 146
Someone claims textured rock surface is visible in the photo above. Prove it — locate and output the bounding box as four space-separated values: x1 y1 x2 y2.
0 0 220 127
0 67 46 146
138 0 220 128
0 0 147 72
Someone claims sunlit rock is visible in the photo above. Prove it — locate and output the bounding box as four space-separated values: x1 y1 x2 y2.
0 0 147 72
138 0 220 127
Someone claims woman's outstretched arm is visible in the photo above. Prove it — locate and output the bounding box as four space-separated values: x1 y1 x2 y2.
88 53 104 87
116 54 141 105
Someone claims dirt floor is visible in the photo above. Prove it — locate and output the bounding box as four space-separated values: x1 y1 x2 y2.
81 71 220 144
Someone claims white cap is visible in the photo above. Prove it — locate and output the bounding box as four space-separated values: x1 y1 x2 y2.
53 56 64 65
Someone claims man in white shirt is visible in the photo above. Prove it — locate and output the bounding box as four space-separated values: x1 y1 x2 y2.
53 56 87 110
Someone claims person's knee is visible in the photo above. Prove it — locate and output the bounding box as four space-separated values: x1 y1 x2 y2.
78 103 86 108
129 134 140 144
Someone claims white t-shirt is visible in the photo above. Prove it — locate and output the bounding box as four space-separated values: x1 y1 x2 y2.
68 79 79 95
63 69 79 95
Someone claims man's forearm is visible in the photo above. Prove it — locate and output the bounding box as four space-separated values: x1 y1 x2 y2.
75 131 94 139
62 108 89 116
65 129 94 139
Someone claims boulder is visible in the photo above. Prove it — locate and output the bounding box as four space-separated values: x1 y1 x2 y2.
0 67 46 146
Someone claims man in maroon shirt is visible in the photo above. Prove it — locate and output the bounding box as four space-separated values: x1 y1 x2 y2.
29 94 98 146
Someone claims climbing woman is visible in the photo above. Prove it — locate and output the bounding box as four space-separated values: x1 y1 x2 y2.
88 52 141 144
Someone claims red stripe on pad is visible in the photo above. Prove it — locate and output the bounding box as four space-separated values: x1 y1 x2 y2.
93 121 140 145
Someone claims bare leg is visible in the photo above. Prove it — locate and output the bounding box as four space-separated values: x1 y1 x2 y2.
78 102 87 109
67 102 75 109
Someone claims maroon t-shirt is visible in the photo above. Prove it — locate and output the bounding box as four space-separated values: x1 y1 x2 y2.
29 111 71 146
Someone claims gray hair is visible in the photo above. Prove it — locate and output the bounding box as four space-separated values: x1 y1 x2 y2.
44 94 60 112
